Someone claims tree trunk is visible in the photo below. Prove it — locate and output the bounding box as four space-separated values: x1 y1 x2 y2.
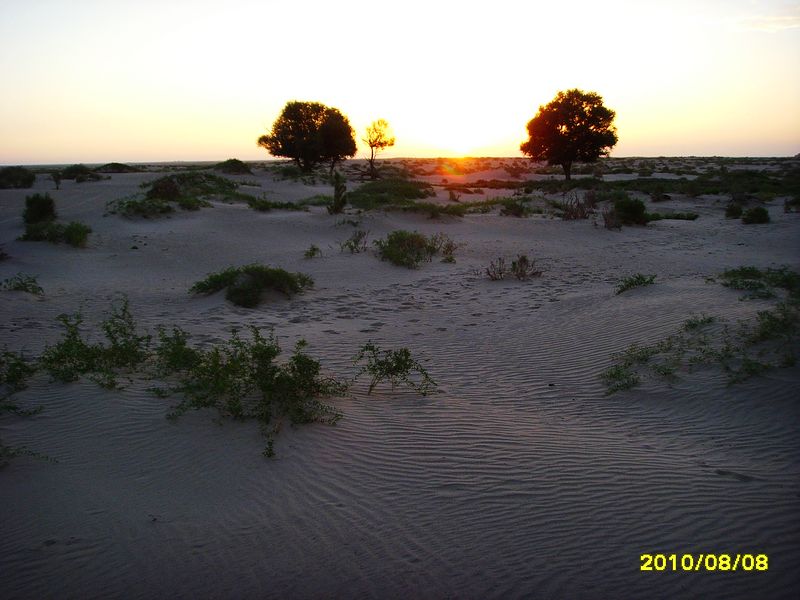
562 162 572 181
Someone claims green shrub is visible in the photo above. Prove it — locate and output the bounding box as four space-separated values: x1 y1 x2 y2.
23 193 57 224
154 327 201 375
100 297 151 369
353 342 436 395
1 273 44 295
190 265 313 307
165 329 346 456
725 202 743 218
613 197 647 225
348 178 435 210
143 172 237 202
108 195 175 217
63 221 92 247
741 206 770 224
645 211 699 222
374 230 438 268
615 273 656 294
718 266 799 300
213 158 252 175
499 199 532 217
21 220 91 247
39 312 103 382
1 349 36 398
0 166 36 189
96 162 141 173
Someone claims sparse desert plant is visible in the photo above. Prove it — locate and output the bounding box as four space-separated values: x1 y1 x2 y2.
500 198 531 217
353 342 436 395
190 264 313 308
510 254 543 280
108 195 175 217
486 257 507 280
683 314 715 331
373 230 437 268
429 232 459 263
613 197 647 225
23 193 57 224
304 244 322 259
725 201 743 218
328 171 347 214
339 229 369 253
1 349 36 398
718 266 799 300
560 192 591 220
101 297 151 369
1 273 44 295
448 189 462 202
0 166 36 189
347 178 435 210
741 206 770 224
615 273 656 294
602 207 621 230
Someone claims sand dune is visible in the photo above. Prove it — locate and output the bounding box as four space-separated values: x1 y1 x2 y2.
1 158 798 599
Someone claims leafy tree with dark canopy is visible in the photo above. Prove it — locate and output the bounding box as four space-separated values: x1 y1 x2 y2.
520 89 618 180
258 101 356 173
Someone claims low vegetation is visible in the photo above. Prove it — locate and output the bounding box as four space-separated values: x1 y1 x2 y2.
213 158 253 175
304 244 322 259
615 273 656 295
339 229 369 253
486 255 543 281
601 266 799 394
1 273 44 295
347 178 435 210
741 206 770 224
373 230 451 268
247 197 306 212
353 342 436 396
60 164 103 182
190 264 313 308
23 193 57 224
21 221 92 248
0 166 36 189
96 162 141 173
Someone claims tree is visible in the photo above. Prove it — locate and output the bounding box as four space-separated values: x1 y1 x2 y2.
520 89 618 180
257 101 356 172
363 119 395 179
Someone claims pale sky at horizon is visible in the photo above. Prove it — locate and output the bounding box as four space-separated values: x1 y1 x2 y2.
1 0 799 164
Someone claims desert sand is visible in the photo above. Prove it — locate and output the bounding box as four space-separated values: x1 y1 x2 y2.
1 157 798 599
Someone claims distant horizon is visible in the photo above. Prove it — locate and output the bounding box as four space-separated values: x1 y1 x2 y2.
3 153 799 169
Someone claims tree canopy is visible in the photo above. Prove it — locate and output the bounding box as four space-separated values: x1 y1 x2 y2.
363 119 395 179
520 89 618 180
258 101 357 173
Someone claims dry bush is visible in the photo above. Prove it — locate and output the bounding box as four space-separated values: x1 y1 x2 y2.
486 257 507 280
602 208 621 230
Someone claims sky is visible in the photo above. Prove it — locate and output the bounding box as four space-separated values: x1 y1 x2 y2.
1 0 799 164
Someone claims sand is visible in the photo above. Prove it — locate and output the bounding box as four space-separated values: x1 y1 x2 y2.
1 158 799 599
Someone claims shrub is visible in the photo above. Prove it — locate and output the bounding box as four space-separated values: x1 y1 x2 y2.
247 198 305 212
486 257 507 280
718 266 799 301
143 172 237 202
166 329 346 456
725 202 743 218
560 194 591 220
348 178 435 210
353 342 436 395
21 220 91 247
39 312 103 382
499 199 531 217
109 196 175 217
190 265 313 308
60 164 102 182
0 166 36 189
63 221 92 247
615 273 656 294
510 255 543 280
339 230 369 253
613 197 647 225
23 193 57 224
741 206 770 224
1 273 44 295
100 297 151 369
429 232 459 263
374 230 437 268
154 326 201 375
213 158 252 175
645 211 699 222
1 349 36 397
96 162 141 173
304 244 322 259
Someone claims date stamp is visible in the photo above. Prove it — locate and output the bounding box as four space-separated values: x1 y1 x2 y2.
640 553 768 572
